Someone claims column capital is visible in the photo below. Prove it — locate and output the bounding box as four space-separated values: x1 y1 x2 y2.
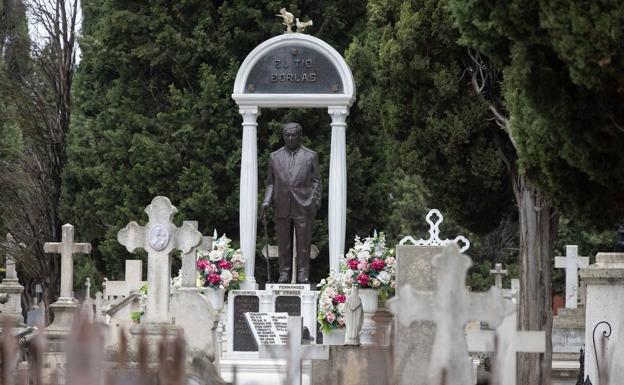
327 106 349 124
239 106 261 123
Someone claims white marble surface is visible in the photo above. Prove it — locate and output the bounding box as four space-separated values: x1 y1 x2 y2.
555 245 589 309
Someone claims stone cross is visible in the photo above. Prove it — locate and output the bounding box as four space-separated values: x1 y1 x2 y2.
555 245 589 309
180 221 212 288
85 278 92 299
44 224 92 303
259 316 329 385
489 263 508 289
466 311 545 385
117 196 201 324
388 244 513 385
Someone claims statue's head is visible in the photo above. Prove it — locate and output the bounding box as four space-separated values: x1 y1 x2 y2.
282 122 302 151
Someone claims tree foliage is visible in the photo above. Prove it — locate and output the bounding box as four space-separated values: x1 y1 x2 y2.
450 0 624 229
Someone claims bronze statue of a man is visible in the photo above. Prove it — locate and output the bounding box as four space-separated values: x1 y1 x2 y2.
262 122 321 283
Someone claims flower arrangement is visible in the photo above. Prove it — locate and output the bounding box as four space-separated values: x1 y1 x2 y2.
341 232 396 300
196 234 246 290
317 272 349 333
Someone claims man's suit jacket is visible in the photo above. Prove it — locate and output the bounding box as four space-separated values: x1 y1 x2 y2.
263 146 321 219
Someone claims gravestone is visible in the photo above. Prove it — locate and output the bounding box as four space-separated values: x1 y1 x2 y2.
555 245 589 309
391 209 471 385
170 223 219 364
42 224 91 384
467 311 545 385
389 244 513 385
43 224 91 332
0 233 25 326
266 283 318 341
579 252 624 383
117 196 202 325
103 259 146 304
228 291 262 352
259 316 329 385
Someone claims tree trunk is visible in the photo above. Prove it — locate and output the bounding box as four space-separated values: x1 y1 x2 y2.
515 173 557 385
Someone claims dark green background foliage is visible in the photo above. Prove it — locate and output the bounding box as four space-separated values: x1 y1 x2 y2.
347 0 514 237
450 0 624 229
62 0 388 283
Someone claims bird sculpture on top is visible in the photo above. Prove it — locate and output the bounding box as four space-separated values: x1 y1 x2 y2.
296 18 313 33
276 8 313 34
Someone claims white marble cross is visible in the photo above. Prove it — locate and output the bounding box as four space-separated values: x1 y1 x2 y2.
466 311 545 385
180 221 212 288
489 263 508 289
44 224 92 303
555 245 589 309
388 244 513 385
117 196 201 324
259 316 329 385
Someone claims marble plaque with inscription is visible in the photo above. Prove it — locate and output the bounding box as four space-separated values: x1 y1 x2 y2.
233 295 260 351
245 45 343 94
275 295 301 316
245 312 289 347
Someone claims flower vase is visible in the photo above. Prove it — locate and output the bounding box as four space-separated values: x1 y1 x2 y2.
359 288 379 345
322 328 346 345
205 287 226 312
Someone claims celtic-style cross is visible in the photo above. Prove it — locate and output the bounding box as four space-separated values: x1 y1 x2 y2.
388 244 513 385
118 196 201 323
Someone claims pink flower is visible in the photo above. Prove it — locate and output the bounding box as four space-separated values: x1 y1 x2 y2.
196 259 209 270
207 273 221 285
334 294 347 304
371 258 385 271
218 260 232 270
347 259 359 270
357 261 369 272
357 273 370 287
325 312 336 323
337 316 345 326
386 257 395 266
205 263 216 274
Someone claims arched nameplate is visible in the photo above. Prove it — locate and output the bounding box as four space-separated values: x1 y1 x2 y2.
244 45 343 94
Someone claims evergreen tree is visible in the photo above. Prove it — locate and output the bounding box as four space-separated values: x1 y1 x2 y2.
449 1 624 382
62 1 385 284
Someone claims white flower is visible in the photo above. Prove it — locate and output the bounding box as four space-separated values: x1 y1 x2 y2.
209 249 224 261
377 271 391 284
337 302 346 315
221 269 233 284
357 250 371 261
371 278 381 287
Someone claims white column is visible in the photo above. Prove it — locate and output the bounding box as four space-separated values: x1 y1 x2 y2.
328 106 348 274
239 106 260 289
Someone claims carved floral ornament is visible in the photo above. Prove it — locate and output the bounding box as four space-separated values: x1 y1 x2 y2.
399 209 470 252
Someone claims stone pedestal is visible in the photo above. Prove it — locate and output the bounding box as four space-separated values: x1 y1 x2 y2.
311 345 393 385
551 306 584 385
0 275 24 326
579 252 624 383
394 245 442 385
